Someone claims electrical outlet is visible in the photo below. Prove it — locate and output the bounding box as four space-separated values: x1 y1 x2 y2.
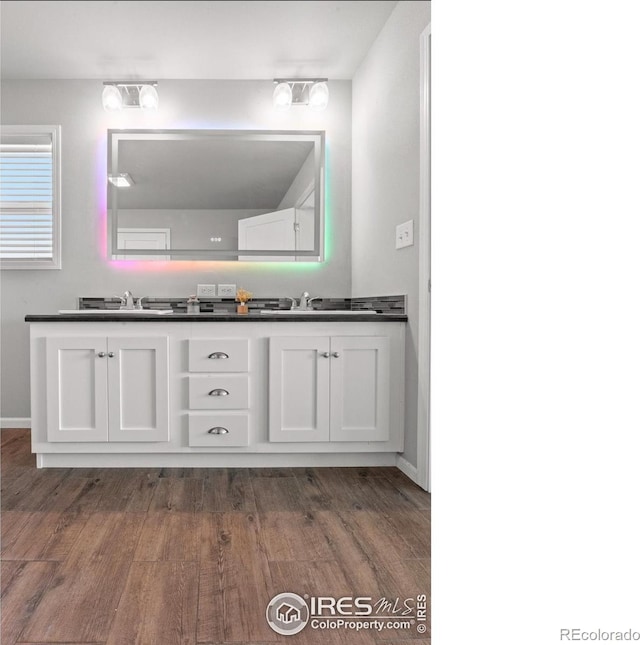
218 283 236 297
197 284 217 297
395 220 414 249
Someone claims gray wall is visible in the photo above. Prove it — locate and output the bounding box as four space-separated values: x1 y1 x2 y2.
0 79 352 418
352 1 430 468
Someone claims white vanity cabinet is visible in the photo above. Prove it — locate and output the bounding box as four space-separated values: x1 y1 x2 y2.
269 336 390 443
44 336 169 442
27 317 405 467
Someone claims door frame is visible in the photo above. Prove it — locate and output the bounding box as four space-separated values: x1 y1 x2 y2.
416 23 431 491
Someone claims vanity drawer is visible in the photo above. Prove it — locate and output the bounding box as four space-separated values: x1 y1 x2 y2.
189 339 249 372
188 414 249 447
188 375 249 409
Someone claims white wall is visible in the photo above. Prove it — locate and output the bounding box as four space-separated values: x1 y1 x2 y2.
352 0 430 468
0 79 352 418
278 149 315 209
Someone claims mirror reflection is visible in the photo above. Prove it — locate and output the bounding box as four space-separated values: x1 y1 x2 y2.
107 129 325 261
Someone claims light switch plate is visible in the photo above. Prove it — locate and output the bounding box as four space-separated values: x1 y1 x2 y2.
218 283 236 297
197 284 217 297
395 220 414 249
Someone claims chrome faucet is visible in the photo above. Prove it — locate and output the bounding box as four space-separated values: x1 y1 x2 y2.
285 292 321 311
117 290 136 310
297 292 321 311
298 291 311 310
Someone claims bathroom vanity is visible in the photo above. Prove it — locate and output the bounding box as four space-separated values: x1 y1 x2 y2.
25 311 407 468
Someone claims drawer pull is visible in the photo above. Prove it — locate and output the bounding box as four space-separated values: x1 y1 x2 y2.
207 426 229 435
319 351 330 358
208 388 229 397
208 352 229 359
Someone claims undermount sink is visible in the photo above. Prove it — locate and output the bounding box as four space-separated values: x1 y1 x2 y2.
260 309 377 315
58 309 173 315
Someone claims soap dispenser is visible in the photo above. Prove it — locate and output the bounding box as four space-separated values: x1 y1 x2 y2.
187 294 200 314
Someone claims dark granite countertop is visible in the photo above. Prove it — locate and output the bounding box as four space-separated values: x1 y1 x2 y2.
25 312 408 323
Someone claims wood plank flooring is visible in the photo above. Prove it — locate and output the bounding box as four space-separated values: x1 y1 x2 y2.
1 429 430 644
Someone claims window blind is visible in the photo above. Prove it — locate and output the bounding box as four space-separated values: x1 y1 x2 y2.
0 127 60 269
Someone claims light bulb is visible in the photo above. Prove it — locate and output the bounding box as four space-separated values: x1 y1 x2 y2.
139 85 159 110
102 85 123 111
309 82 329 111
273 82 293 111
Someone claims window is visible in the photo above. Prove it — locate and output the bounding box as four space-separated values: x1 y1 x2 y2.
0 125 61 269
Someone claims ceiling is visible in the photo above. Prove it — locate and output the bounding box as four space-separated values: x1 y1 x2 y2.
0 0 398 80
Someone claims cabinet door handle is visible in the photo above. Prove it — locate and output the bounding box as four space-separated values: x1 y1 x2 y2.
319 351 330 358
97 351 106 358
208 388 229 396
108 352 115 358
331 351 340 358
207 426 229 435
208 352 229 359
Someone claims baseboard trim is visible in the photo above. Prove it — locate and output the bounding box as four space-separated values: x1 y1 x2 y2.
35 452 399 469
396 455 420 485
1 418 31 429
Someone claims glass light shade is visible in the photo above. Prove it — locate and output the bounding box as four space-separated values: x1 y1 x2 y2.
108 173 133 187
273 82 293 110
138 84 159 110
309 82 329 111
102 85 123 111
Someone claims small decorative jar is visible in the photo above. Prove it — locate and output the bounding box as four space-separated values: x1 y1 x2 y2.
236 302 249 315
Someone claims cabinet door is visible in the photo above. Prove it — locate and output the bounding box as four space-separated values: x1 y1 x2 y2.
45 337 109 442
329 336 390 442
107 337 170 442
269 337 330 442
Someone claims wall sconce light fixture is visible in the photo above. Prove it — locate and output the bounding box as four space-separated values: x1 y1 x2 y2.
102 82 159 111
272 79 329 111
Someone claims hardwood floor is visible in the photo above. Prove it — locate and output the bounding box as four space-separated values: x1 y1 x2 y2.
0 429 430 644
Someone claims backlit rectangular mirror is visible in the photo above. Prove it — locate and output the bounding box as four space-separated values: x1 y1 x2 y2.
107 129 325 261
